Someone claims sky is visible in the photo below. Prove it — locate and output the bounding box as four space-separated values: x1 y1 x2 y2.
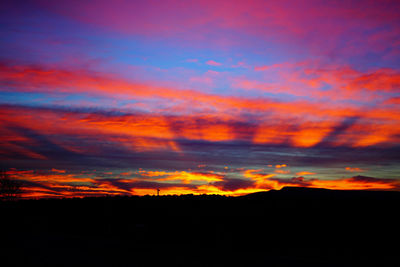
1 0 400 198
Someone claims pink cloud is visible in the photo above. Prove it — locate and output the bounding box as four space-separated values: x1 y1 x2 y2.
234 60 400 102
206 60 222 66
36 0 400 57
254 66 269 71
189 76 214 86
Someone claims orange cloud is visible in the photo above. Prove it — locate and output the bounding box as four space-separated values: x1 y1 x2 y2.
275 164 287 168
310 176 399 190
1 104 400 163
196 184 266 196
330 120 400 147
291 121 335 147
18 173 94 184
155 171 224 184
136 170 225 184
253 122 336 148
243 169 276 188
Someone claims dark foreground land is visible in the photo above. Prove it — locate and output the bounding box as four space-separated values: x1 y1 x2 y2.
1 187 399 267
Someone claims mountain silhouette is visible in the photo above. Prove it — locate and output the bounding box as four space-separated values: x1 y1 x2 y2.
1 187 398 266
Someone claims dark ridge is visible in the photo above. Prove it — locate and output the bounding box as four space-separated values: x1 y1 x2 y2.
241 186 331 197
242 186 400 198
1 188 399 266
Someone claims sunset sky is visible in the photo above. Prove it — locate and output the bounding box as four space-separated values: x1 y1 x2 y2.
1 0 400 198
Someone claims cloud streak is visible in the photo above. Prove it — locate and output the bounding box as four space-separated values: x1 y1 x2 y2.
7 168 400 199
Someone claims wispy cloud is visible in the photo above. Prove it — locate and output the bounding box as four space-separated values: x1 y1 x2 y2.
206 60 222 66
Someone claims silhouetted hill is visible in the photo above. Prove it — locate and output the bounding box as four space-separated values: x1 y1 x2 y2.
244 186 400 198
241 186 331 199
1 187 399 266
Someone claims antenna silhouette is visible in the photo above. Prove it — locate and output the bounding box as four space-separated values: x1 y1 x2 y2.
157 188 160 196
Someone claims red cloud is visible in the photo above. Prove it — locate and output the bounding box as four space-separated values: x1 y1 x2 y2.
51 168 66 173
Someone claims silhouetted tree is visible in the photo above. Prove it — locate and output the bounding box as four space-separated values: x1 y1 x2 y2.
0 170 22 200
